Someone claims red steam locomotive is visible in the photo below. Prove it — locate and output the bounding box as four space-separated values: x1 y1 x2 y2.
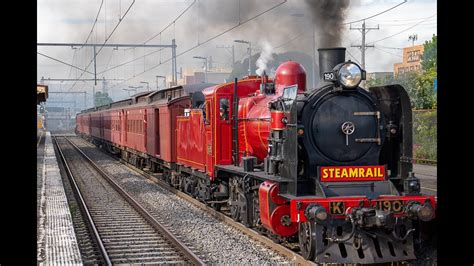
76 47 436 264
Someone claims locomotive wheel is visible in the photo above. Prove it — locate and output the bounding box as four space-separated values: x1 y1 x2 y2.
299 221 316 260
230 192 244 222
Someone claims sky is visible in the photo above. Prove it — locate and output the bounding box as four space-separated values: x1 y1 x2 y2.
37 0 436 104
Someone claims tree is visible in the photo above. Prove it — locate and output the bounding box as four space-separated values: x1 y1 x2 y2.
364 74 395 88
421 34 437 71
371 34 437 110
94 91 113 107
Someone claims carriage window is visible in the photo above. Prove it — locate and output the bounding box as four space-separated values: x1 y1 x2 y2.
219 98 230 120
205 101 211 124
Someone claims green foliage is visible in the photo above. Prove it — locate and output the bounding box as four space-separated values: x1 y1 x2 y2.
397 71 437 109
421 34 437 71
367 34 437 110
364 74 395 88
366 72 436 110
94 91 113 107
413 110 437 161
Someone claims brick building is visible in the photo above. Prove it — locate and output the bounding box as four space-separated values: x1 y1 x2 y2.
393 44 424 76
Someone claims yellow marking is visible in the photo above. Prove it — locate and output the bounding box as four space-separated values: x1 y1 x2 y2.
341 168 348 178
177 157 205 167
350 168 358 177
322 169 328 178
37 131 44 148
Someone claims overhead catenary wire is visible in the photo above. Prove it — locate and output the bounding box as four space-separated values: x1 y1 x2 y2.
90 0 195 80
67 49 78 79
367 13 436 45
346 49 362 65
37 52 95 75
69 0 136 91
377 45 403 50
371 14 438 23
143 0 196 44
342 0 407 25
273 30 308 50
374 46 403 58
81 0 104 48
380 21 436 27
109 0 287 90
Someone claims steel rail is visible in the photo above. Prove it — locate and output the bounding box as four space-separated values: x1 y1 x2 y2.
63 137 205 266
69 136 418 265
117 157 315 266
52 136 112 266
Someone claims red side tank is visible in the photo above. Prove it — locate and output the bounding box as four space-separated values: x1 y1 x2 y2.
238 61 306 163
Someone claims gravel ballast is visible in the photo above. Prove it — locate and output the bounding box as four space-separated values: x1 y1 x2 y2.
70 137 293 265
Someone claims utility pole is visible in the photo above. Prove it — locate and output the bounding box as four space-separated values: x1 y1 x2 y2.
171 39 177 86
156 76 166 90
140 81 150 91
234 40 252 76
350 20 379 70
93 45 97 85
216 45 235 69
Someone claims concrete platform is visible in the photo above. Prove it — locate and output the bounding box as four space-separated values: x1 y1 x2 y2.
37 132 82 264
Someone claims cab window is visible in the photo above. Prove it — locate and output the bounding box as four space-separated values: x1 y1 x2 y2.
219 98 229 120
205 101 211 124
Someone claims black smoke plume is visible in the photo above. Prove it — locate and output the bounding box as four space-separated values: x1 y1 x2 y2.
305 0 350 47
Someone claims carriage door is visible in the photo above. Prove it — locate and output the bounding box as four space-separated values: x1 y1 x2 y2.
100 113 104 138
218 96 232 164
205 99 213 175
123 111 128 144
154 108 160 157
119 111 123 145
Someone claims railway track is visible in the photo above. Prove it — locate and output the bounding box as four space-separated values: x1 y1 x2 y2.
53 136 205 265
106 150 314 265
64 136 426 265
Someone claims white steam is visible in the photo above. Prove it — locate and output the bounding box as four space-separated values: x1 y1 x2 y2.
256 41 274 76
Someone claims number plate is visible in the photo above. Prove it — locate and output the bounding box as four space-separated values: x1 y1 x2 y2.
329 202 345 215
376 200 404 213
323 72 335 81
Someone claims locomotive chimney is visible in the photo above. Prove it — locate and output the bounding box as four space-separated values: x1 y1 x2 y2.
318 47 346 79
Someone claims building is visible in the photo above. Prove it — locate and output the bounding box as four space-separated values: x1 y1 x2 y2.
184 70 232 85
393 44 424 77
367 72 393 81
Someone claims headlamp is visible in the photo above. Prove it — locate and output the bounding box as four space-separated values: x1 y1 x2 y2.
338 62 363 88
322 61 366 89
